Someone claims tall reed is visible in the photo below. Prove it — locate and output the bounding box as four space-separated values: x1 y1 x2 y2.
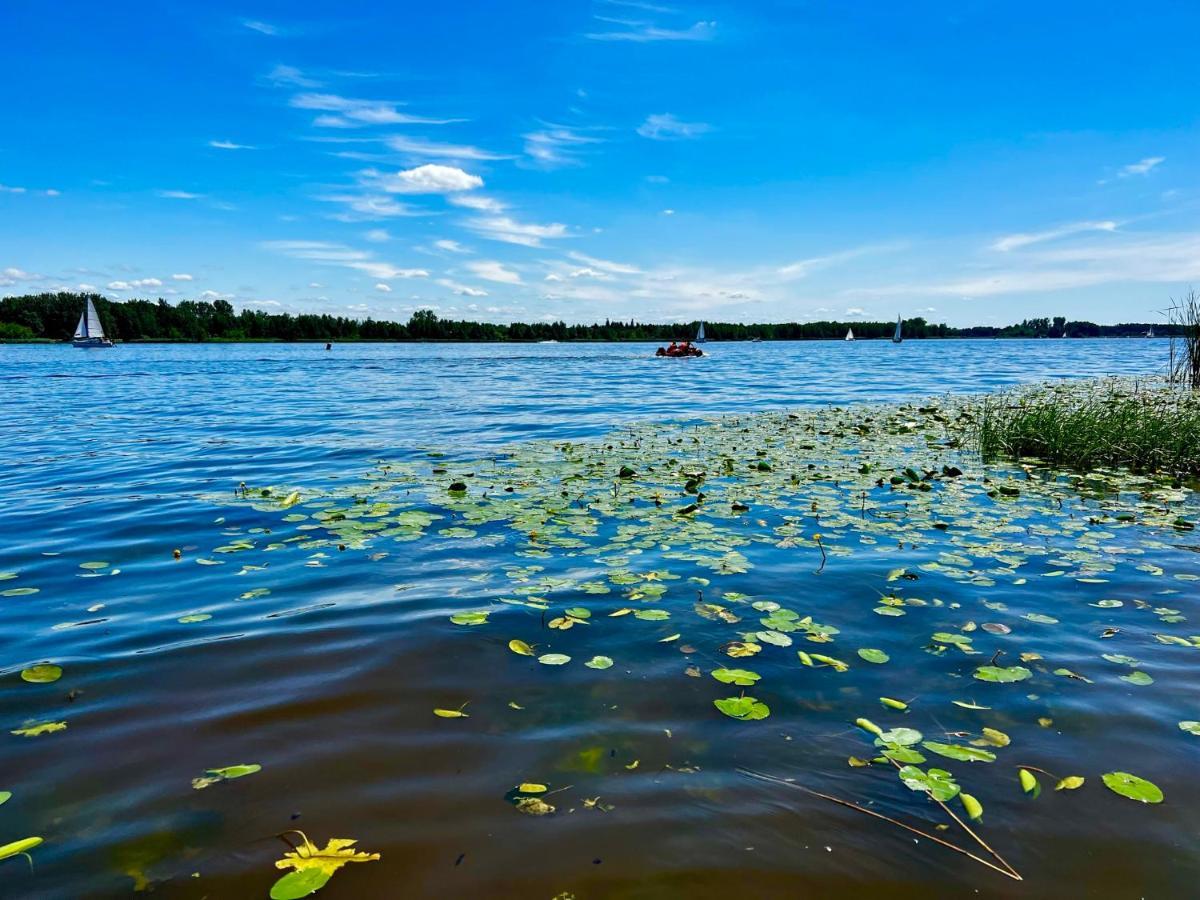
1167 289 1200 390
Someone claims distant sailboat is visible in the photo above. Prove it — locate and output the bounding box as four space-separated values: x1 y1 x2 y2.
844 327 855 341
892 315 903 344
72 298 113 348
1146 326 1155 338
696 322 706 343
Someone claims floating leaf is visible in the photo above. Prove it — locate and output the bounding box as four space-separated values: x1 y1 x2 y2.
880 697 908 711
960 793 983 821
923 742 995 762
508 639 534 656
271 835 380 899
713 696 771 721
898 765 960 802
877 727 922 746
449 611 489 626
11 722 66 737
585 656 614 669
0 837 42 862
711 668 760 686
514 796 555 816
633 609 669 621
537 653 570 666
1120 671 1154 686
433 708 469 718
858 648 890 664
975 727 1010 748
177 613 211 624
1101 772 1163 803
517 783 547 793
974 665 1032 683
19 664 62 684
1055 776 1085 791
1019 768 1040 798
1179 721 1200 736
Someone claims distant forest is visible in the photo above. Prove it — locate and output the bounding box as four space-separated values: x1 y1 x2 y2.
0 291 1174 343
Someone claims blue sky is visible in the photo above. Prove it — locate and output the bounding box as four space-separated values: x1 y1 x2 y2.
1 0 1197 325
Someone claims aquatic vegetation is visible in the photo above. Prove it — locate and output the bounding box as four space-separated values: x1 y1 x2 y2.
977 379 1200 477
19 664 61 684
192 763 262 790
140 381 1200 883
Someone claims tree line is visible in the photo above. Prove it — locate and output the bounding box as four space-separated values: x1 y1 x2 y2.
0 292 1174 343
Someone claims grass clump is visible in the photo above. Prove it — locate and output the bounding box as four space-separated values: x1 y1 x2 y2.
977 380 1200 479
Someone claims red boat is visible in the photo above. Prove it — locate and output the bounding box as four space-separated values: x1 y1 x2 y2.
656 340 704 358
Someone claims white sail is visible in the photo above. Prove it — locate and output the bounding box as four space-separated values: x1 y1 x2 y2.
85 298 105 339
696 322 706 342
893 315 902 343
844 328 855 341
74 311 88 339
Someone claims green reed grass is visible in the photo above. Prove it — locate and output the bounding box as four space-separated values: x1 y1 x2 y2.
976 380 1200 479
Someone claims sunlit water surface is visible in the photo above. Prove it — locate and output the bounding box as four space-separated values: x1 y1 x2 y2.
1 339 1195 898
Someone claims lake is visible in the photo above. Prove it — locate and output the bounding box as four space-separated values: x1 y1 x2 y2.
1 338 1195 898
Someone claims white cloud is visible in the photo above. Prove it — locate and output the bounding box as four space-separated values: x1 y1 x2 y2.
318 193 423 220
3 267 39 280
209 139 256 150
449 194 507 213
0 184 27 194
467 260 522 284
434 239 469 253
386 136 512 161
585 18 716 42
523 126 601 168
265 64 320 87
466 215 569 247
262 239 429 280
991 220 1118 252
172 273 193 281
1119 156 1164 177
364 228 391 242
363 163 483 194
242 19 278 35
437 278 489 297
374 282 392 292
290 92 461 127
157 189 203 200
567 252 642 275
44 189 61 197
662 208 675 215
107 280 130 290
637 113 711 140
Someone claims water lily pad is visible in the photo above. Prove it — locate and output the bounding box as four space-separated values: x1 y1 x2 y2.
974 665 1032 683
898 765 960 802
857 648 890 664
1179 721 1200 736
20 664 62 684
585 656 614 669
1101 771 1162 803
537 653 571 666
922 741 995 762
711 668 760 685
1120 671 1154 686
713 696 770 721
450 611 489 626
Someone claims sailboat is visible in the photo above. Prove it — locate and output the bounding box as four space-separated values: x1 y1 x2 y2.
1146 326 1155 338
844 327 855 341
696 322 706 343
892 315 903 344
72 298 113 348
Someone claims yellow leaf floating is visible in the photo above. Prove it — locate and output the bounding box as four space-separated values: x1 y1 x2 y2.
508 639 534 656
0 836 42 862
517 783 547 793
271 833 380 900
11 722 66 738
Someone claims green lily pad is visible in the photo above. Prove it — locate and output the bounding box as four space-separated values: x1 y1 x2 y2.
857 648 890 664
711 668 760 685
537 653 571 666
584 656 613 669
20 665 62 684
974 665 1032 683
713 696 770 721
1101 771 1163 803
449 611 489 626
922 741 996 762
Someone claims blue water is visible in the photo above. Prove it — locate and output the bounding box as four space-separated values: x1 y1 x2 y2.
0 339 1190 898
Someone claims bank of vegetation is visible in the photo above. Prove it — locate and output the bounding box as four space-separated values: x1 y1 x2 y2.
0 291 1178 344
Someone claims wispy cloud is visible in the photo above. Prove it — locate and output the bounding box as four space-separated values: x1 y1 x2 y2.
567 251 642 275
171 273 194 281
585 17 715 42
991 220 1117 252
264 64 320 87
467 260 522 284
156 189 203 200
1119 156 1164 177
776 243 904 279
1 184 60 196
466 215 570 248
434 239 470 253
291 92 462 127
318 193 423 221
209 139 257 150
241 19 279 36
262 239 429 280
386 136 513 161
636 113 711 140
449 194 508 213
523 125 602 168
